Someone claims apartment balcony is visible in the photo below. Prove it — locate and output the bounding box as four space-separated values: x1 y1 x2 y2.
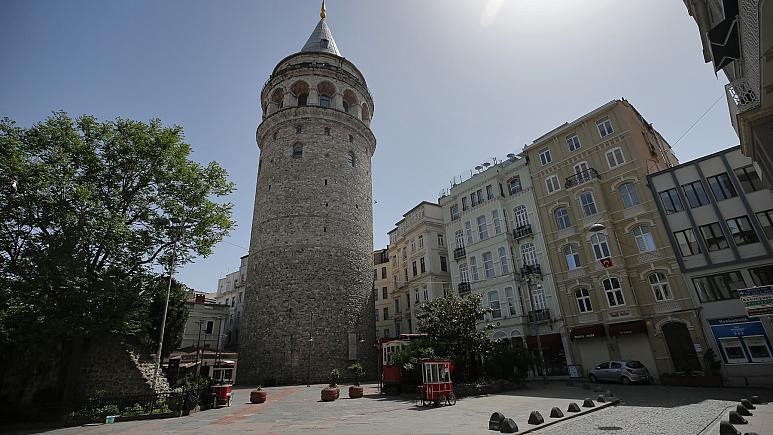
528 308 551 323
453 246 466 260
565 168 600 188
458 282 471 295
513 224 532 240
520 263 542 278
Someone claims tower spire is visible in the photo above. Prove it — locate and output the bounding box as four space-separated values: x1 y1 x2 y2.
320 0 326 19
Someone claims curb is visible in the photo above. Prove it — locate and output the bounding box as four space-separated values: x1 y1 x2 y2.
516 398 621 434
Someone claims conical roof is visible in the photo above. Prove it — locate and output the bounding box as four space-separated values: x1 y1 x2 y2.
301 18 341 56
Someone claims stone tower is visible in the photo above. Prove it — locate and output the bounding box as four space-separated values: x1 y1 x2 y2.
239 3 377 385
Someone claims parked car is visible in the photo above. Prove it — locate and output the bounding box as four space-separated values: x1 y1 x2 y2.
588 360 650 385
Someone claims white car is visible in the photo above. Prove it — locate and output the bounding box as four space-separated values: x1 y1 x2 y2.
588 360 650 385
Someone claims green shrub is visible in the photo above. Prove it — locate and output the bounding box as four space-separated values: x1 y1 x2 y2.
348 363 364 386
329 369 340 387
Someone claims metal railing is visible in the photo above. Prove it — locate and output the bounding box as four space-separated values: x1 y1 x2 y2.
528 308 551 323
458 282 471 295
453 247 466 259
513 224 532 239
565 168 600 188
520 263 542 278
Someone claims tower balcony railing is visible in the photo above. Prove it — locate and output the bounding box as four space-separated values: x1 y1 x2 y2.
528 308 551 323
458 282 471 295
513 224 532 239
520 263 542 279
565 168 600 188
453 246 466 260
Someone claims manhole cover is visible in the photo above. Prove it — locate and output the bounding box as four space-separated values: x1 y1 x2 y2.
597 427 623 431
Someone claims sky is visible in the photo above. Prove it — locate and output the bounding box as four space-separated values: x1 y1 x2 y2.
1 0 740 293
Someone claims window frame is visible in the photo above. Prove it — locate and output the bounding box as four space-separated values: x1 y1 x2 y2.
545 175 560 194
682 180 710 208
674 228 701 256
477 215 489 240
707 173 738 201
659 188 684 214
590 233 611 260
596 117 614 138
566 133 581 151
579 191 598 217
555 207 570 230
699 222 729 251
482 252 495 278
633 225 656 252
649 272 673 301
565 244 581 270
521 242 537 266
539 147 552 166
603 277 625 307
488 290 502 319
618 182 641 208
605 147 625 169
693 271 746 302
725 215 759 246
734 165 762 193
576 288 593 313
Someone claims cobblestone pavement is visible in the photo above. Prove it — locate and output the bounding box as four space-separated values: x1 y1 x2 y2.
30 382 769 434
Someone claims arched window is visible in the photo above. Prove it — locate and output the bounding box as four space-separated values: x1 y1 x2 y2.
290 80 309 107
342 101 349 112
579 191 597 216
618 182 641 208
361 103 370 121
564 245 581 270
521 243 537 265
633 225 656 252
318 95 330 107
459 263 469 282
292 143 303 159
602 277 625 307
649 272 673 301
343 90 357 114
590 233 611 259
555 207 570 230
514 205 529 228
271 88 284 109
508 176 522 195
317 81 336 108
576 288 592 313
498 246 510 274
347 151 355 167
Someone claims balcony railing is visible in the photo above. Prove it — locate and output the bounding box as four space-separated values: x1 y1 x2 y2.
458 282 471 295
528 308 551 323
513 224 532 239
520 263 542 278
565 168 600 188
453 246 466 260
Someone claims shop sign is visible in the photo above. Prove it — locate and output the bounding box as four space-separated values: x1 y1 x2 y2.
737 286 773 316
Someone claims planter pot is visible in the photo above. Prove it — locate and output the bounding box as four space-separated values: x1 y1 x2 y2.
250 389 267 404
321 387 339 402
348 386 364 398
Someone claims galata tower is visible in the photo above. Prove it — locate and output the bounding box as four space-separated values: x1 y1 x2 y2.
240 1 377 385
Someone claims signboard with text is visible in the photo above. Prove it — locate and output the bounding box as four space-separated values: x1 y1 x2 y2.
738 286 773 317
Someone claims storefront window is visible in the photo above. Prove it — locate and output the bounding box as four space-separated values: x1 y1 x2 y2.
710 317 773 364
746 336 773 363
719 337 748 363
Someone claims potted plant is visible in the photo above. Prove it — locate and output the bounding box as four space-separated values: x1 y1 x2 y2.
348 363 365 398
321 369 340 402
250 385 267 404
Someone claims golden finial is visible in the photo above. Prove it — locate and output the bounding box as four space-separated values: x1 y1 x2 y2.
320 0 326 19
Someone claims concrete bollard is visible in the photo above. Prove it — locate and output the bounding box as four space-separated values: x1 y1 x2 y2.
597 395 606 403
728 411 747 425
750 395 761 404
582 398 595 408
719 420 741 435
605 389 614 397
489 412 506 431
736 404 752 416
567 402 581 412
740 399 756 410
550 407 564 418
499 418 518 433
528 410 544 425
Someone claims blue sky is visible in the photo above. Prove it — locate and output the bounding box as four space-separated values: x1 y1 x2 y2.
1 0 739 293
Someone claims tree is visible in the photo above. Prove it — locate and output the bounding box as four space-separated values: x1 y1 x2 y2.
137 278 190 359
0 112 234 413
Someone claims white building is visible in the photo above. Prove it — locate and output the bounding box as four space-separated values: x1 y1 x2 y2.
180 293 230 351
373 248 393 339
215 255 249 349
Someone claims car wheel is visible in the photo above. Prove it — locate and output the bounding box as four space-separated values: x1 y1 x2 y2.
621 376 631 385
589 374 597 383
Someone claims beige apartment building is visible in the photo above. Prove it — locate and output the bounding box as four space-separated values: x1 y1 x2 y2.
522 99 708 381
386 202 452 337
373 248 394 339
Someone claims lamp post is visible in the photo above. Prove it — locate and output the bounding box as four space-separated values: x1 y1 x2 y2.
307 312 314 387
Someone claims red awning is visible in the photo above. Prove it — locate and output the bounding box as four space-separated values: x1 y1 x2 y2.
608 320 647 336
570 324 606 340
526 333 563 349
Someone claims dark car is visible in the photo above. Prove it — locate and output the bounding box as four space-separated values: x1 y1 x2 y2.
588 360 650 385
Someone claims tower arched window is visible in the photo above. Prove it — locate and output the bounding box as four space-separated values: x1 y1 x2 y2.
347 151 355 167
292 143 303 159
342 101 349 113
317 81 336 108
290 80 309 107
298 93 308 106
319 95 331 108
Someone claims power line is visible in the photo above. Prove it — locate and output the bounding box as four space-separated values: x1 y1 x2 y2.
672 94 725 147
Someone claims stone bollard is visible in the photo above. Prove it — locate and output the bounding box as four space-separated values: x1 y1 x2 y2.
528 411 544 425
728 411 747 425
567 402 581 413
605 390 614 397
597 395 606 403
489 412 506 431
550 407 564 418
736 404 752 416
751 395 761 404
719 420 741 435
582 398 595 408
741 399 756 410
499 418 518 433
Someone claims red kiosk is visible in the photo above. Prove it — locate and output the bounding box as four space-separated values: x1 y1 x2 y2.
416 359 456 407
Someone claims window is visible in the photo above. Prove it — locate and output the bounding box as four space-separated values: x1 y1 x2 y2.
749 266 773 286
488 290 502 319
514 205 529 228
406 293 410 308
476 189 483 204
381 267 387 279
455 229 464 249
746 336 773 363
349 134 354 143
565 245 581 270
477 215 489 240
566 133 581 151
707 173 737 201
382 287 388 299
521 243 537 265
682 181 710 208
498 247 510 274
297 93 308 106
450 205 460 221
469 256 479 281
555 207 570 230
693 271 746 302
649 272 673 301
423 286 429 301
443 285 450 297
483 252 495 278
459 263 469 282
596 117 614 138
342 100 349 113
603 277 625 307
418 235 424 249
699 223 728 251
420 257 426 274
347 151 355 167
384 328 390 338
465 221 473 245
546 175 560 193
539 148 552 165
633 225 656 252
579 191 597 216
411 239 416 252
437 233 445 247
658 188 684 214
470 192 478 207
576 288 592 313
373 269 378 281
324 127 331 136
674 229 701 256
440 256 448 272
296 125 303 134
719 337 747 364
606 147 625 168
205 321 214 334
292 143 303 158
618 183 640 208
492 210 502 234
531 284 546 310
756 210 773 239
395 299 400 313
320 38 329 48
383 307 389 320
415 290 420 303
461 197 469 211
509 177 522 194
412 261 417 277
574 162 591 184
734 165 762 193
505 287 517 315
726 216 759 245
591 233 611 259
319 95 331 108
375 310 379 322
486 184 494 199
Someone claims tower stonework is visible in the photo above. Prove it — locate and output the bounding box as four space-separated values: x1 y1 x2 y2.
239 10 377 385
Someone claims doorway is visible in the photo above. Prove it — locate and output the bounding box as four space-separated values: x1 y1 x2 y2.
662 322 701 373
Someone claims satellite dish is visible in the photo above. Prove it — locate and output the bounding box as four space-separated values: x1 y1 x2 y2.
482 162 491 168
507 153 516 159
475 165 483 171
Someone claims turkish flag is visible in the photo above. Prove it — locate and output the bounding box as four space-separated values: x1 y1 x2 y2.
600 257 613 268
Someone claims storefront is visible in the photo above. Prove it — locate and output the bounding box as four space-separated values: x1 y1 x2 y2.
526 333 567 376
609 320 659 379
569 324 609 377
709 317 773 364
